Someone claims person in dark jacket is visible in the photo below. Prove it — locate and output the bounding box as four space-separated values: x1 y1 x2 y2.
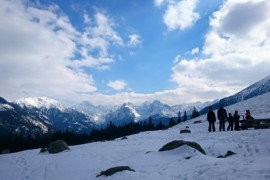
217 105 227 131
234 110 240 131
207 107 216 132
227 113 234 131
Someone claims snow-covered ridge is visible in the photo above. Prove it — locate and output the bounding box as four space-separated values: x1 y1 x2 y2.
234 75 270 101
0 104 14 111
122 102 141 120
14 97 66 111
193 92 270 122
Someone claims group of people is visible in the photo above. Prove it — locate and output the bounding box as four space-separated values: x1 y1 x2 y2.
207 105 252 132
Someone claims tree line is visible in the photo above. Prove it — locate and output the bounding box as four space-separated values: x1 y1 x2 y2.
0 109 199 154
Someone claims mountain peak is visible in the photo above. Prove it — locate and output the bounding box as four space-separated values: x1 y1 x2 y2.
0 97 8 104
14 97 66 110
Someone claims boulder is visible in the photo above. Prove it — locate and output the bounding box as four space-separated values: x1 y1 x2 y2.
225 150 236 157
217 150 236 158
96 166 135 177
159 140 206 155
180 129 191 134
40 140 70 154
193 120 202 124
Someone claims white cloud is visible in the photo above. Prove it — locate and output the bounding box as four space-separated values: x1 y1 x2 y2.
162 0 200 31
171 0 270 102
154 0 165 7
81 87 211 106
127 34 142 48
191 47 199 55
72 10 124 70
79 90 176 105
83 11 91 24
0 0 127 102
107 80 127 91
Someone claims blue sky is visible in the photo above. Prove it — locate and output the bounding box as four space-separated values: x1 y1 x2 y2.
0 0 270 105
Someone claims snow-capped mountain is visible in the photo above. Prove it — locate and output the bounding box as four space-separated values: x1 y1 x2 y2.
14 97 66 111
200 75 270 114
73 101 111 123
0 97 49 135
103 100 178 126
0 97 97 135
137 100 176 120
105 103 140 126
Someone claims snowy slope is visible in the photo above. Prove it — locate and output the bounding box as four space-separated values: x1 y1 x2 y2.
0 93 269 180
238 75 270 100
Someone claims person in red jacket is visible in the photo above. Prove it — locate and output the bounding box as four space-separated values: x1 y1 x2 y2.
245 110 254 120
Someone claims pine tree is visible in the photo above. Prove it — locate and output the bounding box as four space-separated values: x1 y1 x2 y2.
191 107 200 119
183 111 187 122
148 116 154 130
177 111 181 124
169 117 176 127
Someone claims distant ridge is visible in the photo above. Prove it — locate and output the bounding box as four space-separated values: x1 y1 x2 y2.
199 75 270 114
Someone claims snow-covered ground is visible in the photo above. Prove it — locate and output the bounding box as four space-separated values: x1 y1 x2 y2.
1 93 270 180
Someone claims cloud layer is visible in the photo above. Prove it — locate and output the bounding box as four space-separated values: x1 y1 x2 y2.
0 0 269 106
0 1 126 103
171 0 270 101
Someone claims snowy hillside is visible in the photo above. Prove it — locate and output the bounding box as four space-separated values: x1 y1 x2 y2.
239 75 270 100
1 93 269 180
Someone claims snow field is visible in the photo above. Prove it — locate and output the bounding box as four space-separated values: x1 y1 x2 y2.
1 93 270 180
1 119 270 180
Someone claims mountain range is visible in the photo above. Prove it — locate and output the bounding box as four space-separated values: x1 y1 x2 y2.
0 75 269 135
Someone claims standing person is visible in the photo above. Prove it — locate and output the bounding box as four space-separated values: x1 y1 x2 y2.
207 107 216 132
227 113 234 131
217 104 227 131
234 110 240 131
